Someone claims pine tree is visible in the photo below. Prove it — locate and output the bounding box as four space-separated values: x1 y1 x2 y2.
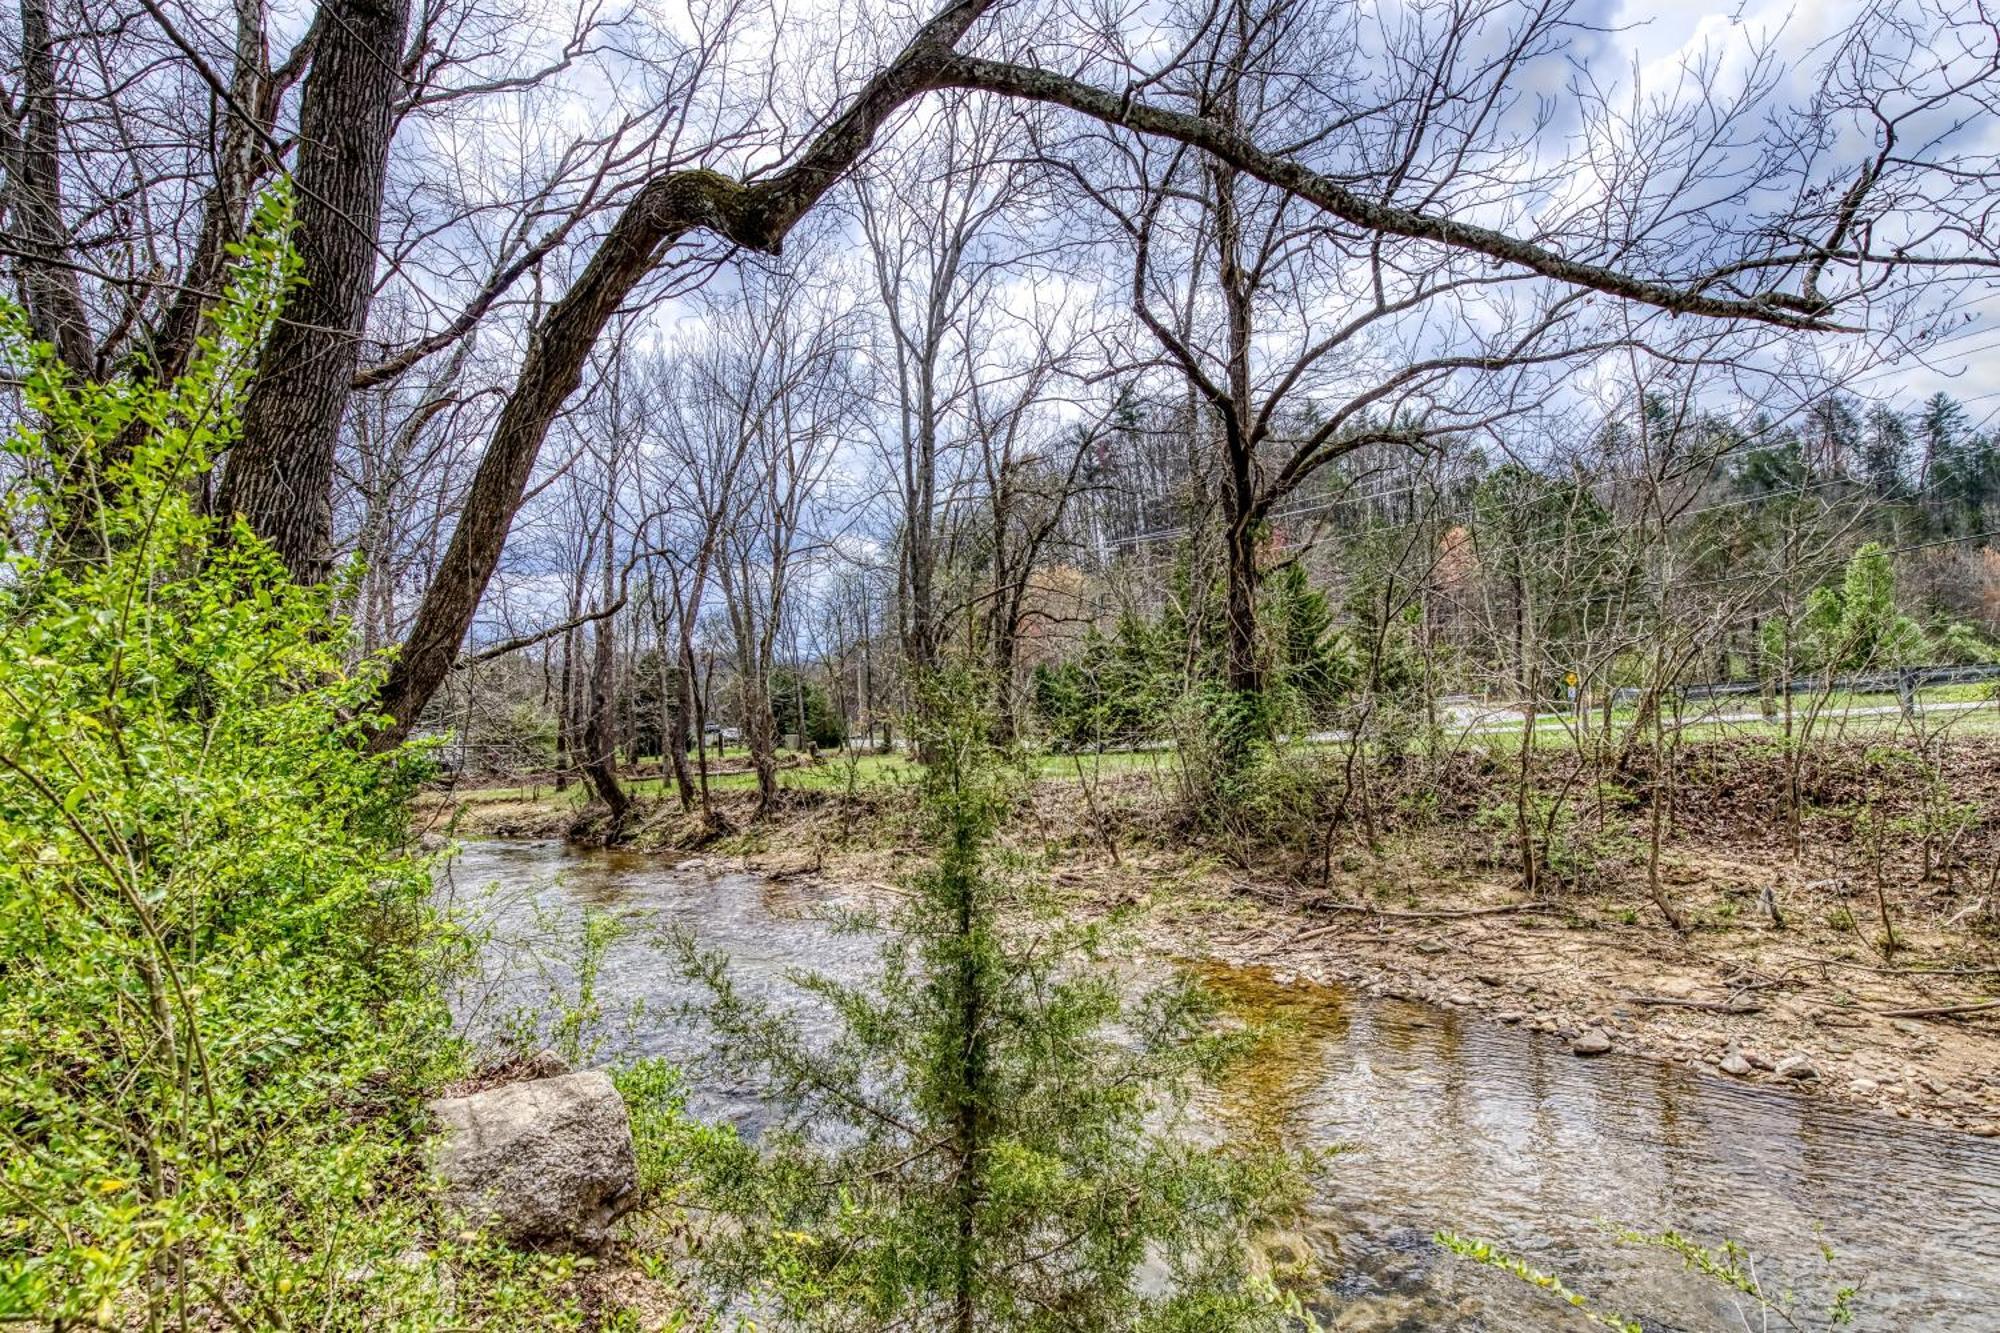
1259 561 1351 721
668 676 1314 1330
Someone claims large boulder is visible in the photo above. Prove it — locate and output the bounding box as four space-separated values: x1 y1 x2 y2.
431 1070 638 1249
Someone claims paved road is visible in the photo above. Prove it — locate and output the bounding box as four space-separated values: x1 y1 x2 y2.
1298 697 1997 745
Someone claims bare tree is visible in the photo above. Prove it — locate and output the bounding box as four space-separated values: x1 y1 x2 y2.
10 0 1995 748
710 251 857 812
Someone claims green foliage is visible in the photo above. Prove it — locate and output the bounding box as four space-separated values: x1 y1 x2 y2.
666 675 1314 1330
501 905 638 1067
0 192 631 1332
1776 542 1928 673
627 648 689 760
0 193 479 1327
1169 682 1272 822
770 667 848 749
1435 1232 1642 1332
1440 1228 1858 1332
1032 609 1187 750
1933 620 2000 665
1258 562 1352 721
1035 559 1370 752
1471 462 1624 662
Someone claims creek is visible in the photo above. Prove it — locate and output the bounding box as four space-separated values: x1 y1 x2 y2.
445 840 2000 1332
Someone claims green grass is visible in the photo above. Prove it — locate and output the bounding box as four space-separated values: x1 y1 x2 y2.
447 685 2000 810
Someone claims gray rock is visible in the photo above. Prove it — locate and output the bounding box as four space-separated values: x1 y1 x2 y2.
1718 1051 1754 1077
432 1071 637 1249
1774 1054 1818 1081
1572 1028 1613 1057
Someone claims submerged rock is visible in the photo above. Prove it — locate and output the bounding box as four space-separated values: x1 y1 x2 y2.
431 1070 638 1249
1571 1028 1613 1057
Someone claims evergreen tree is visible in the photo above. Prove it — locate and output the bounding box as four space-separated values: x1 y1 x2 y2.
771 667 848 749
1259 561 1352 720
1778 542 1929 672
669 678 1313 1330
1861 403 1913 502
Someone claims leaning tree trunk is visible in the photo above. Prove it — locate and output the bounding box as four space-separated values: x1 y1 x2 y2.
218 0 410 584
368 0 996 747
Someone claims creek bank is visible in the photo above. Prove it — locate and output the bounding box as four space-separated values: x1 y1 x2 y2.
423 770 2000 1139
444 835 2000 1330
666 849 1999 1140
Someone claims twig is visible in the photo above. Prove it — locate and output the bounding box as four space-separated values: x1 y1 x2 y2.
1281 901 1563 948
1865 998 2000 1020
1780 955 2000 978
1616 992 1764 1014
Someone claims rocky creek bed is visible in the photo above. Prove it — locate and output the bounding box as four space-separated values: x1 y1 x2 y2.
445 838 2000 1331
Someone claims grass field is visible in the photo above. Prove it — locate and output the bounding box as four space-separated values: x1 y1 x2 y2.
440 682 2000 808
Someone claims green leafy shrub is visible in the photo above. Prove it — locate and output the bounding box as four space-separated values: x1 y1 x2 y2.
0 197 478 1328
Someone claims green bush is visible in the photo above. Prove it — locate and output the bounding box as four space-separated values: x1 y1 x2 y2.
0 197 482 1328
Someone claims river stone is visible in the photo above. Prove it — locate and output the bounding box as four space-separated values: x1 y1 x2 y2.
1571 1028 1613 1057
1718 1051 1754 1077
1774 1054 1819 1081
431 1070 637 1249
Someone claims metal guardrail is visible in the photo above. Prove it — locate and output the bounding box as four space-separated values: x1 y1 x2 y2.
1611 663 2000 706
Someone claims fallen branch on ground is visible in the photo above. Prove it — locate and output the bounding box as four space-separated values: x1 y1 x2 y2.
1616 993 1764 1014
1864 998 2000 1020
1783 955 2000 978
1278 901 1565 949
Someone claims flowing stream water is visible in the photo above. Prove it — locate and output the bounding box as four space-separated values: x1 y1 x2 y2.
444 840 2000 1332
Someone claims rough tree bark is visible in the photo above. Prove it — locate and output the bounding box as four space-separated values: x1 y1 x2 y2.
8 0 93 377
579 544 631 831
217 0 409 584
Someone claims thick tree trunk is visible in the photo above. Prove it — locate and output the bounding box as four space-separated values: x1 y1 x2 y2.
665 663 696 811
1212 159 1263 699
580 491 630 828
14 0 110 557
9 0 94 378
1222 512 1261 695
745 689 779 813
990 620 1018 743
218 0 409 584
